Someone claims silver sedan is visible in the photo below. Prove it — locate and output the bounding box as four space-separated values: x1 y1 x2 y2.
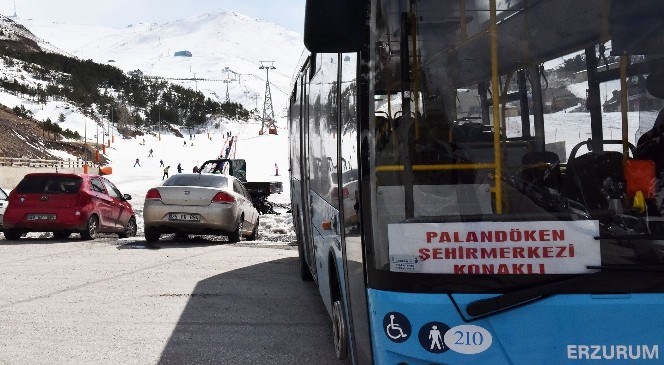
143 173 259 242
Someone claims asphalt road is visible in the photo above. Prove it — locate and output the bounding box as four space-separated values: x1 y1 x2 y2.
0 235 341 365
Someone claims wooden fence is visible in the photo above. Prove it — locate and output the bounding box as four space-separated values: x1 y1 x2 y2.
0 157 89 169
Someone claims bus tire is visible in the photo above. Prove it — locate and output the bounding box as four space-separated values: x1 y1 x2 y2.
332 300 349 360
295 212 313 281
298 241 313 281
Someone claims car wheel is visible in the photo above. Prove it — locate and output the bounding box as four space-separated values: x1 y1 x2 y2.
4 229 23 241
144 227 160 243
246 217 259 241
119 217 137 239
228 215 243 243
332 300 349 360
80 215 99 240
52 231 71 240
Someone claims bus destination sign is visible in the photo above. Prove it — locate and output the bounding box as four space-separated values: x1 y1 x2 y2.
388 221 600 275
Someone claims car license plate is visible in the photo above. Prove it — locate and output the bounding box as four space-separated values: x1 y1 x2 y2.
27 214 56 221
168 213 200 222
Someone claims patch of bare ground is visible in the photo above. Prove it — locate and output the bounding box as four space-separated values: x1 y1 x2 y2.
0 104 108 164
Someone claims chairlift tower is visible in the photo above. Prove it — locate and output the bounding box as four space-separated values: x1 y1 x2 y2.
259 61 277 134
221 79 233 103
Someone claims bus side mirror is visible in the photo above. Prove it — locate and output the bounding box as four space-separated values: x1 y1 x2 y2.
304 0 368 53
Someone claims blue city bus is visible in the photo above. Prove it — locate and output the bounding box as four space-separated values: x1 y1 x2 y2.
289 0 664 363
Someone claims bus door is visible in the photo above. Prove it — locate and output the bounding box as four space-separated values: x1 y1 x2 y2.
338 51 373 364
300 68 317 280
308 52 343 314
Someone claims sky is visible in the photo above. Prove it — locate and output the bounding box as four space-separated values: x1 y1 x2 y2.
4 0 306 33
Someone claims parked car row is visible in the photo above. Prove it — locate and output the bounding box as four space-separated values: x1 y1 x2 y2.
0 171 260 243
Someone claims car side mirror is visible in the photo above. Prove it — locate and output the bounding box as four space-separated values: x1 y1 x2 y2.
123 194 132 201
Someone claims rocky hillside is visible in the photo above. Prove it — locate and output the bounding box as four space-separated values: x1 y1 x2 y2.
0 105 54 159
0 15 41 52
0 105 104 163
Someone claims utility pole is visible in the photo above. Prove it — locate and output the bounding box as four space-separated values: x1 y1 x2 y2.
107 107 111 146
158 107 161 141
259 61 277 134
101 107 105 147
111 107 114 144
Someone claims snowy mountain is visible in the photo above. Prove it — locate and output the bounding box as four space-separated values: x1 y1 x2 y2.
0 14 74 55
20 10 304 121
0 15 39 51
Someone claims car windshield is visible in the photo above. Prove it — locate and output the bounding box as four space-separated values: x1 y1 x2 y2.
15 176 82 194
162 174 228 188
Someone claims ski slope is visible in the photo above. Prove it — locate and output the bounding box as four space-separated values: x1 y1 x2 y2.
103 121 293 243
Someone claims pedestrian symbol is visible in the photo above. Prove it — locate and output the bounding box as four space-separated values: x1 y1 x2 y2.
429 325 443 350
418 321 451 353
382 312 411 343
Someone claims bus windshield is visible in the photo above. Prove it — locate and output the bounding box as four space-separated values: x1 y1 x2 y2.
369 0 664 291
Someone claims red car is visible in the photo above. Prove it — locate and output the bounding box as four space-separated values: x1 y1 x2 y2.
3 173 137 240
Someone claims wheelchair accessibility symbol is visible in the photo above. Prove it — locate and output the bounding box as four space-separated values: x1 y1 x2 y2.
383 312 411 343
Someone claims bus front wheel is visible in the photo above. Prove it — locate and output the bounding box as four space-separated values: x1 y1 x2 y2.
332 300 348 360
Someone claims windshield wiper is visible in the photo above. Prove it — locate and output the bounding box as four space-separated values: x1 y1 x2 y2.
465 275 586 317
586 264 664 272
465 265 664 317
595 234 664 240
